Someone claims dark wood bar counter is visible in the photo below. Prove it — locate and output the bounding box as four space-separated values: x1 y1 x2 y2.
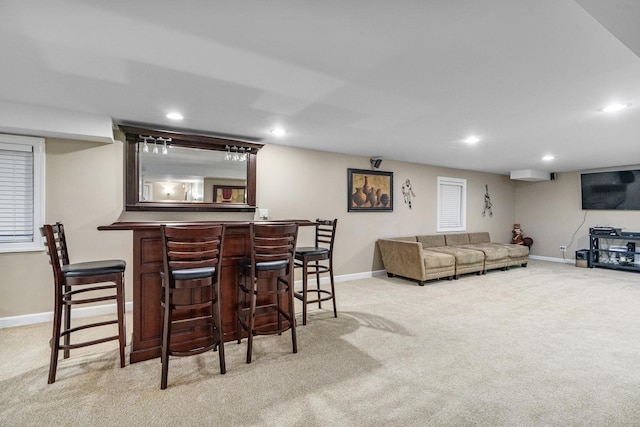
99 220 313 363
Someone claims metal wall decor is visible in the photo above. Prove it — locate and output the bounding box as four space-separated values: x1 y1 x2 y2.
401 179 415 209
483 184 493 217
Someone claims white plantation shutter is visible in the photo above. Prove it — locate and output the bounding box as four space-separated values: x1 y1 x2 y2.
0 134 45 252
437 177 466 232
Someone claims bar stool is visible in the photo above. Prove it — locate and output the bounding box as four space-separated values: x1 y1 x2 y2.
237 223 298 363
160 224 226 389
294 219 338 325
41 222 126 384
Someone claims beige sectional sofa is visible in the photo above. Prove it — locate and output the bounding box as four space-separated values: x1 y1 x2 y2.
378 232 529 286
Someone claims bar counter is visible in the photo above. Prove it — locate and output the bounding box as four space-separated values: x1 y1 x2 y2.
99 220 313 363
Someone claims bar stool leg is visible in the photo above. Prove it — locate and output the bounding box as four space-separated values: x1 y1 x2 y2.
329 260 337 318
160 290 171 390
314 260 323 310
63 285 71 359
117 274 126 367
288 270 297 353
247 277 257 363
48 298 63 384
277 279 282 334
302 260 309 325
214 283 226 374
237 272 243 344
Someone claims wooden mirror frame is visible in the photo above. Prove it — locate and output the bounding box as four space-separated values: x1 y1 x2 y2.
121 125 262 212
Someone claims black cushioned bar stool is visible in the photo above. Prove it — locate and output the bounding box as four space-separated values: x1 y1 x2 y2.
41 222 126 384
160 224 226 389
294 219 338 325
237 223 298 363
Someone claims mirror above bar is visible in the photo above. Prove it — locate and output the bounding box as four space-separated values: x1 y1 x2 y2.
121 124 263 212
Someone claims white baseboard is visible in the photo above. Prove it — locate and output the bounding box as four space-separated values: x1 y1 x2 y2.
336 269 388 280
529 254 575 264
0 302 134 329
2 270 389 329
293 269 386 287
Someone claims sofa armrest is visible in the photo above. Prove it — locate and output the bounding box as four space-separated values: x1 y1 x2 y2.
378 239 426 280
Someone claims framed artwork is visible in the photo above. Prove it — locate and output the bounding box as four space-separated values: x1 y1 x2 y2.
348 168 393 212
213 185 246 203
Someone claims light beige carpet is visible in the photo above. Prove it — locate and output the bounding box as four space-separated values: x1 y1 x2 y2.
2 260 640 426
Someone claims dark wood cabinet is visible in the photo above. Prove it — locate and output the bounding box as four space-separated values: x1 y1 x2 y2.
100 220 311 363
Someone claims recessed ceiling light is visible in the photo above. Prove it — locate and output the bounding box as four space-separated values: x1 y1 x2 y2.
166 112 184 120
463 136 480 144
270 128 286 136
542 155 554 161
602 103 629 113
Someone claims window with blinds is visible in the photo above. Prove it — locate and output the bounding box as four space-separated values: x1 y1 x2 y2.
437 176 466 232
0 134 45 253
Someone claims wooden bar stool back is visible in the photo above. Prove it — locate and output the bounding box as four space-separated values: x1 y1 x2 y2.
294 218 338 325
41 222 126 384
237 223 299 363
160 224 226 389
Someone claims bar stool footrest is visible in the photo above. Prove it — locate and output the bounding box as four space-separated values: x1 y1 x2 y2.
294 289 334 304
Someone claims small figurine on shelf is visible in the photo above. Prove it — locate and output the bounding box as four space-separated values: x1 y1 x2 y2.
512 223 525 245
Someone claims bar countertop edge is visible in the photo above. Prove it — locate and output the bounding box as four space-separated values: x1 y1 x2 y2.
98 219 316 231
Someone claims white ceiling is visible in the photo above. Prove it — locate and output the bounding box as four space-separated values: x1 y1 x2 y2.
1 0 640 176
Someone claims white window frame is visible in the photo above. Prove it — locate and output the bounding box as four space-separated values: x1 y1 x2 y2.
0 134 45 253
437 176 466 232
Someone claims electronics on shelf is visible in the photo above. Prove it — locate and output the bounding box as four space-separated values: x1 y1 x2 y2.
589 227 621 236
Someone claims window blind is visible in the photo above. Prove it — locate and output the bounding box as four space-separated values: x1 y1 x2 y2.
437 177 466 232
0 142 34 244
439 184 462 228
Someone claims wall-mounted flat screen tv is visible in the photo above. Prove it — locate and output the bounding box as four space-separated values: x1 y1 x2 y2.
581 169 640 210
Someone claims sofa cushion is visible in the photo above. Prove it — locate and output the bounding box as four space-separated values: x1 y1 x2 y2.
423 250 456 268
468 232 491 244
416 235 446 248
497 243 529 257
467 244 508 261
430 246 485 264
444 233 470 246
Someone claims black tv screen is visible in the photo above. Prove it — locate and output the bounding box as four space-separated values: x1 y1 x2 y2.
581 169 640 210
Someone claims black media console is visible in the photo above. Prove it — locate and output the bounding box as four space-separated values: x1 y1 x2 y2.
589 227 640 272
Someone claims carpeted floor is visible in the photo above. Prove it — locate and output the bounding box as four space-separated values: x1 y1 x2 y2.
1 259 640 426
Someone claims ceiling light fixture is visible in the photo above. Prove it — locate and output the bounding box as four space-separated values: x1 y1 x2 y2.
166 112 184 120
602 103 629 113
463 136 480 144
271 128 286 137
542 155 554 161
